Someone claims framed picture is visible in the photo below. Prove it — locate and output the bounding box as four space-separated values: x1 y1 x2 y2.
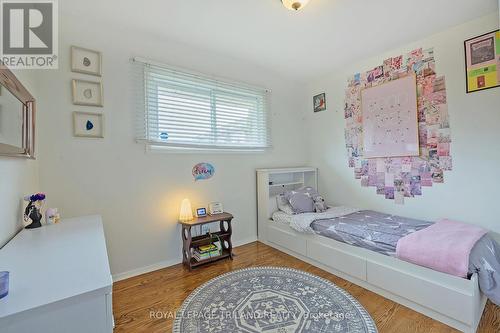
361 75 419 158
71 46 102 76
464 30 500 93
73 111 104 138
72 79 103 106
313 93 326 112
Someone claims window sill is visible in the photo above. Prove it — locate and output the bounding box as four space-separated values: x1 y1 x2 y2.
146 145 269 154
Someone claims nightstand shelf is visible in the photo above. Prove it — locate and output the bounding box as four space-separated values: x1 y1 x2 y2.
190 231 231 247
189 249 232 268
179 212 234 270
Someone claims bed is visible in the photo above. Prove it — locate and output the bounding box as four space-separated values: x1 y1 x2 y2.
257 168 489 333
272 208 500 305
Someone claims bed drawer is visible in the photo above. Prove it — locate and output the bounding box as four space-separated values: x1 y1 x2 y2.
366 261 474 325
307 241 366 281
267 225 307 256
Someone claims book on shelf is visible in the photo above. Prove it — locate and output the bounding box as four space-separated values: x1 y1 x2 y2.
192 243 221 261
198 244 218 253
193 250 221 261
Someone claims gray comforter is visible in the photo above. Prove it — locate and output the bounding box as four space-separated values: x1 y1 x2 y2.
310 210 500 305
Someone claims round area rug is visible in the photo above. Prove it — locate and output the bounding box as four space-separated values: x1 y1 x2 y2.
173 267 377 333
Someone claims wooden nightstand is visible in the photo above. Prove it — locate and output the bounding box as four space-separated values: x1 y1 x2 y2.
179 212 234 270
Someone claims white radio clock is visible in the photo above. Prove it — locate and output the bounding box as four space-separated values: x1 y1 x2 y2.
208 202 224 215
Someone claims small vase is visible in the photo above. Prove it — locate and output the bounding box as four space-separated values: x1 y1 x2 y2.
25 208 43 229
25 220 42 229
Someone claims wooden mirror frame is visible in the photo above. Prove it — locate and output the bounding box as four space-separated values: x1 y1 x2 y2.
0 63 36 159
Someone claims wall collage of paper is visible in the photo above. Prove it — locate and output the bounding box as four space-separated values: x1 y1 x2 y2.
344 48 451 204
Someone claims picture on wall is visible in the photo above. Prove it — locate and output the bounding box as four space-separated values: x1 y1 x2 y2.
73 111 104 138
344 47 452 205
464 30 500 93
72 79 103 106
313 93 326 112
361 75 419 158
71 46 102 76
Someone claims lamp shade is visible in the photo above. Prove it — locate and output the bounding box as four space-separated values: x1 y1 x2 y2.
281 0 310 11
179 198 193 222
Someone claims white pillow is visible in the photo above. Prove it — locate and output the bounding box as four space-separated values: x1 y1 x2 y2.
276 194 295 215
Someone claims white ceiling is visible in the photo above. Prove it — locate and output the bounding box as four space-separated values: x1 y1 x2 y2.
62 0 498 81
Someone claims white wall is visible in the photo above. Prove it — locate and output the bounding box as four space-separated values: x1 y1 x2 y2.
304 13 500 233
32 9 499 279
36 14 307 277
0 159 38 248
0 89 24 147
0 70 39 248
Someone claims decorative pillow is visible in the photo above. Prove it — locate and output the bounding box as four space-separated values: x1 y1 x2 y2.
276 194 295 215
284 187 319 214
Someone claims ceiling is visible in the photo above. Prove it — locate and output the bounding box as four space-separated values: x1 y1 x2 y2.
62 0 498 81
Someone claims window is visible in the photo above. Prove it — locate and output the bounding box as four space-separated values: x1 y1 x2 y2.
135 59 271 151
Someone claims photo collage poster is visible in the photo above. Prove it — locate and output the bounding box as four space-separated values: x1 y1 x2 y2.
344 48 452 204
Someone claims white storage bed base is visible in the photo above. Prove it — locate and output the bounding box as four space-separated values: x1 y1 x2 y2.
260 221 487 333
256 167 487 333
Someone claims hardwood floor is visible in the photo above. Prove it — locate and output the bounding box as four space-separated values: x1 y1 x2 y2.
113 241 500 332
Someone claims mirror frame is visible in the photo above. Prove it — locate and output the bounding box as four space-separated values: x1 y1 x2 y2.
0 63 36 159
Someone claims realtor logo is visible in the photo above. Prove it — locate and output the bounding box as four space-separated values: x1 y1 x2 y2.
0 0 58 69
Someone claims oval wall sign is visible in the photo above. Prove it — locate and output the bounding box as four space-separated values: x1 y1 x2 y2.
192 163 215 181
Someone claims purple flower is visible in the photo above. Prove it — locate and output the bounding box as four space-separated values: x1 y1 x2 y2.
30 193 46 202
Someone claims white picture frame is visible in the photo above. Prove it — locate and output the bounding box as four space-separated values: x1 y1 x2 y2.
72 79 103 107
73 111 104 138
361 75 419 158
71 46 102 76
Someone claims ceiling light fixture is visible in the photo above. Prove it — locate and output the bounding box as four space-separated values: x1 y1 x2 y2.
281 0 310 11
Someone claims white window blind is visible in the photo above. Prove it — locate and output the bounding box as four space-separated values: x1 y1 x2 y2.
134 58 271 150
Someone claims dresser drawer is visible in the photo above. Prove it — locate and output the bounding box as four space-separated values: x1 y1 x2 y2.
367 261 474 324
308 240 366 281
268 225 307 256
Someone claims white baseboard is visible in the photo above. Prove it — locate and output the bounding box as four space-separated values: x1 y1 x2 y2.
112 257 181 282
112 236 258 282
233 235 258 247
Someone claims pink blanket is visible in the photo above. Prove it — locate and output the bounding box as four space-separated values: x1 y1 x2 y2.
396 219 487 277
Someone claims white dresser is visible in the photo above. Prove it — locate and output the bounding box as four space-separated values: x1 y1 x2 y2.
0 215 113 333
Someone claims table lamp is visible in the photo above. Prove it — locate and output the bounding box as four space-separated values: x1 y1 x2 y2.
179 198 193 222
